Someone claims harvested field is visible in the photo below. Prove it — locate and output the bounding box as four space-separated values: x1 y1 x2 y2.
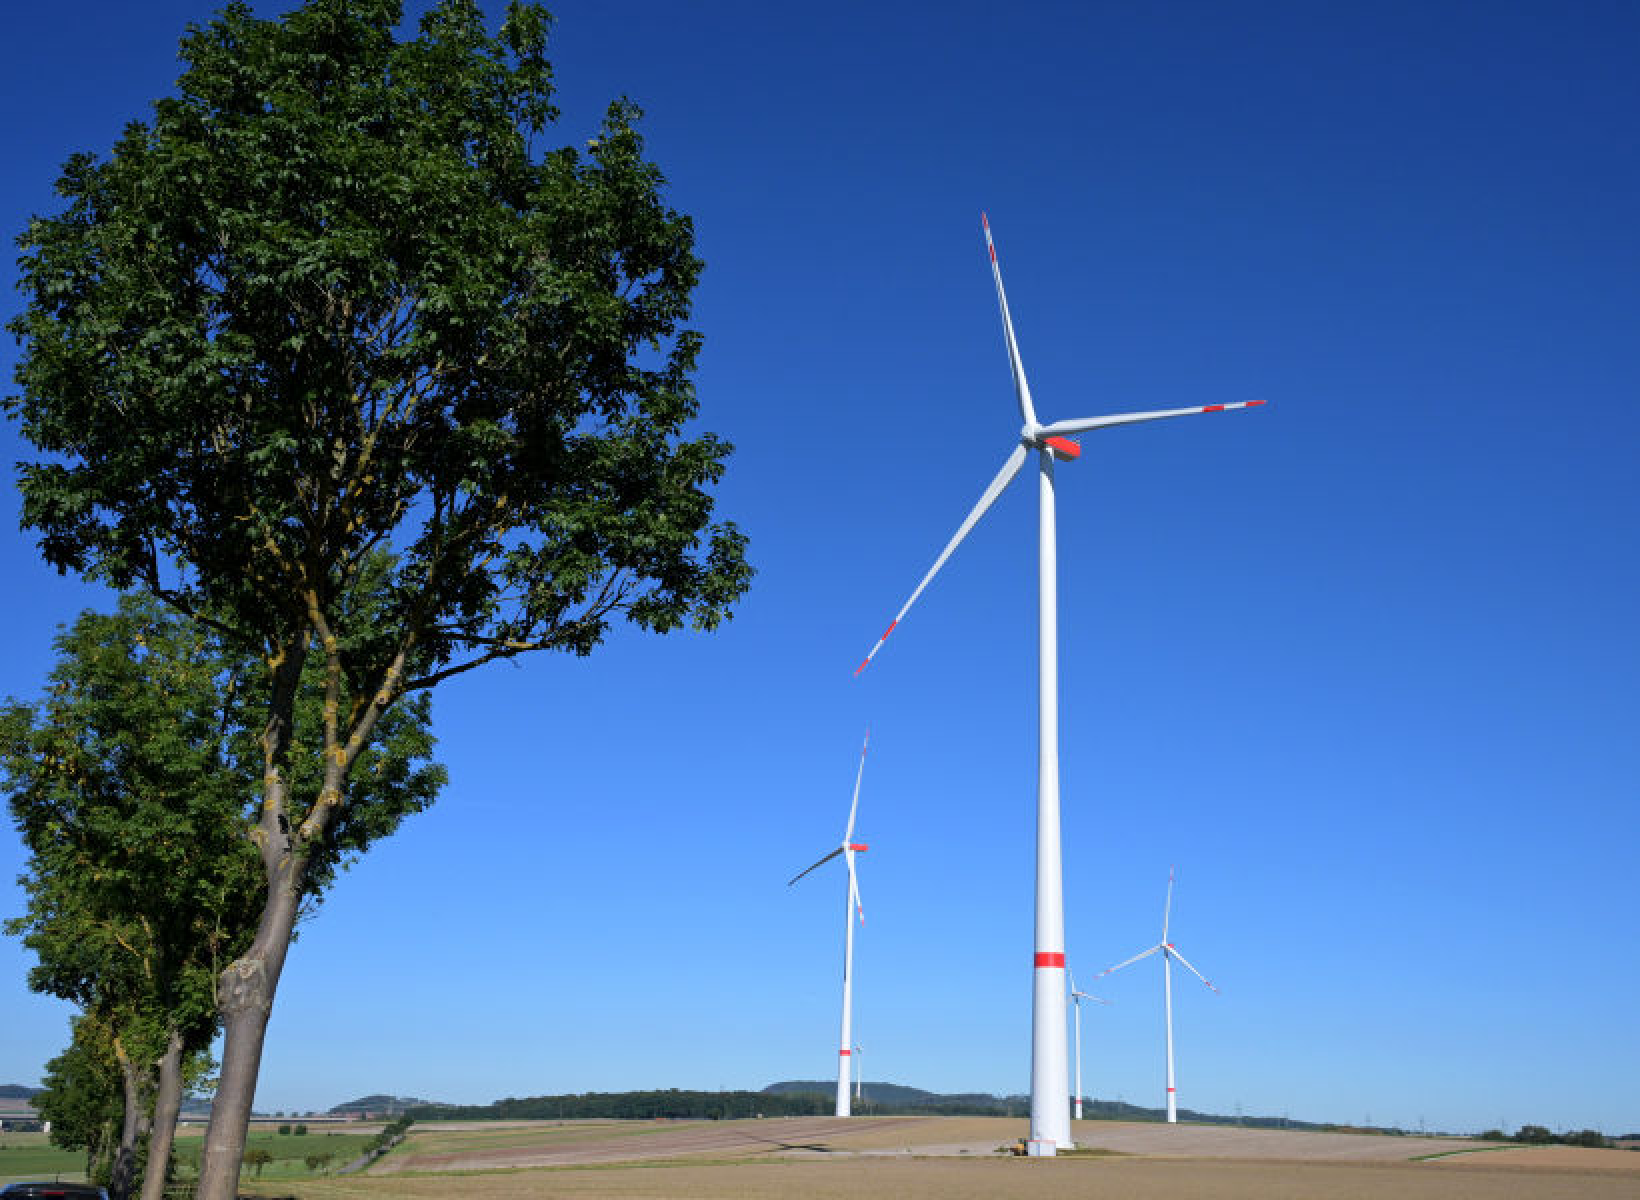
229 1116 1640 1199
1425 1144 1640 1170
1070 1120 1479 1161
374 1116 1501 1170
268 1155 1640 1200
375 1116 929 1172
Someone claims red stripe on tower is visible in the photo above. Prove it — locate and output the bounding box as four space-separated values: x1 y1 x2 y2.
839 1049 852 1056
1035 952 1066 968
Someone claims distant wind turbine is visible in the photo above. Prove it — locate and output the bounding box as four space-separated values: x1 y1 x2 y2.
1068 971 1109 1121
1098 867 1219 1123
788 731 871 1117
854 216 1262 1153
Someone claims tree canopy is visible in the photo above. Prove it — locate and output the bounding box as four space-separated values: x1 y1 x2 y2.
8 0 749 680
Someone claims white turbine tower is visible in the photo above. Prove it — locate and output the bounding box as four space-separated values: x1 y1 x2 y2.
1098 867 1219 1123
788 731 871 1117
1068 971 1108 1121
854 216 1262 1153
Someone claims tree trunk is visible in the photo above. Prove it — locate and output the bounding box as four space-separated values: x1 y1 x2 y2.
194 641 309 1200
139 1030 185 1200
194 861 303 1200
110 1045 153 1200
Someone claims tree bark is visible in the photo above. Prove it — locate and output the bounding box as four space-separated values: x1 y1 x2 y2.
195 644 309 1200
110 1043 153 1200
194 858 303 1200
139 1029 185 1200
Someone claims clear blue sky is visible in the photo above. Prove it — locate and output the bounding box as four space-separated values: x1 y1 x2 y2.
2 1 1636 1136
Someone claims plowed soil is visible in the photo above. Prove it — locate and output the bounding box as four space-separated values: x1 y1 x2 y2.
251 1117 1639 1200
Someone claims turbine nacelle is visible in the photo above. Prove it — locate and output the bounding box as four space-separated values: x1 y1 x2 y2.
851 219 1264 679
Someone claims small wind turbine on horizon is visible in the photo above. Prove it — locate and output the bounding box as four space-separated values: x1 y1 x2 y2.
1068 971 1109 1122
854 215 1263 1154
788 730 871 1118
1098 867 1219 1124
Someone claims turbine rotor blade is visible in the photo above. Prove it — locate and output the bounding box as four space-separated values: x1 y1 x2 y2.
1038 399 1266 439
1097 943 1162 977
787 845 843 886
982 213 1038 428
843 729 870 842
1169 946 1219 993
847 852 865 923
854 442 1029 675
1163 866 1175 942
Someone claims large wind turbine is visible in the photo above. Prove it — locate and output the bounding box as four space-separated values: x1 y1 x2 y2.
1068 971 1109 1121
1098 867 1219 1123
788 731 871 1117
854 216 1261 1154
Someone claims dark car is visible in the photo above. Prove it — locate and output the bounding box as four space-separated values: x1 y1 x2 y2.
0 1184 109 1199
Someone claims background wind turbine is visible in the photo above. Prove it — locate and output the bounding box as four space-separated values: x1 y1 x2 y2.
1068 971 1109 1121
788 730 871 1117
853 1044 863 1103
1098 867 1219 1123
855 216 1261 1153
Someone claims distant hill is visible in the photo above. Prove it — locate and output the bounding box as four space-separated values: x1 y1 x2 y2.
0 1085 42 1100
762 1082 1330 1130
763 1080 1029 1114
329 1094 439 1116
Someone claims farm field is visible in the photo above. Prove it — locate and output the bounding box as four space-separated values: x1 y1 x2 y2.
0 1131 83 1183
0 1127 376 1186
248 1117 1640 1200
12 1117 1639 1195
370 1115 1509 1170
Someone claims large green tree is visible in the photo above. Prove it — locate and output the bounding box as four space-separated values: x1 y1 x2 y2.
4 595 442 1200
32 1016 125 1187
7 2 751 1195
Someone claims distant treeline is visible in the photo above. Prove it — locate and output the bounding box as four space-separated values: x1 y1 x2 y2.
1478 1125 1619 1148
409 1089 836 1121
406 1083 1340 1128
767 1082 1332 1130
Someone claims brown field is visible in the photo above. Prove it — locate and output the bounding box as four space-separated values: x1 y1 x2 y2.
244 1116 1639 1200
